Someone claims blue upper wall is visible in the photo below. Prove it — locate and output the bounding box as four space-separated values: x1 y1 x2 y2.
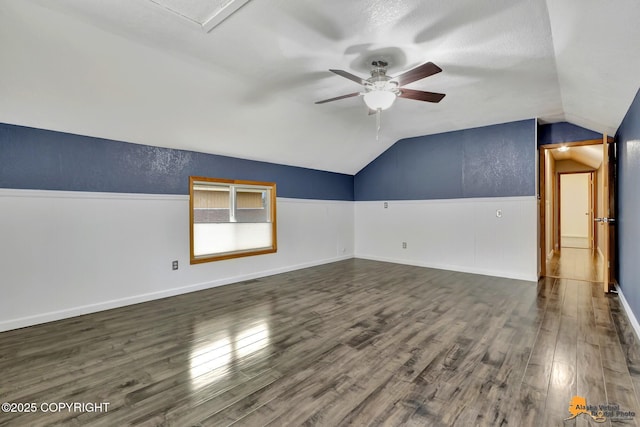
615 88 640 323
0 118 544 203
538 122 602 146
0 123 354 200
354 119 536 201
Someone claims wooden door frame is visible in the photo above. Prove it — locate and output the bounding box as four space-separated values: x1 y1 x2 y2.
590 171 597 251
608 141 617 291
538 137 611 278
601 135 618 293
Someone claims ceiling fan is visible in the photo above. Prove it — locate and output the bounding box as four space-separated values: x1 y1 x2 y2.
315 60 446 112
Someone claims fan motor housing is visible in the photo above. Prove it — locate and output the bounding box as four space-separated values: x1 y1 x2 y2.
365 61 399 94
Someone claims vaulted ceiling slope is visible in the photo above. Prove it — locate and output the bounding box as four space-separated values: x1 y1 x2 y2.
1 0 639 175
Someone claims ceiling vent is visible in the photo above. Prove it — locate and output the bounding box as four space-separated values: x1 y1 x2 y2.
148 0 252 32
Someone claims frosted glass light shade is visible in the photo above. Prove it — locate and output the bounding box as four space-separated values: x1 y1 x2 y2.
363 90 396 110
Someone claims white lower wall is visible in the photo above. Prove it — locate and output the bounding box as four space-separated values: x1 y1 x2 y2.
0 189 354 332
0 190 540 332
355 196 538 281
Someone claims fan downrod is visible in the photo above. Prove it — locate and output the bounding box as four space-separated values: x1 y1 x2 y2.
371 60 389 77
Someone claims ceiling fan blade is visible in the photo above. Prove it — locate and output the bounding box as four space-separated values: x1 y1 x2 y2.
392 62 442 86
329 69 366 85
398 88 446 103
315 92 361 104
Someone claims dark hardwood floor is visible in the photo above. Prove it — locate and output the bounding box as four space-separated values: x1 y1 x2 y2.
1 259 639 426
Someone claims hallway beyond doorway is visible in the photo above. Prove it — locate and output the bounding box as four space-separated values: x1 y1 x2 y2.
561 236 590 249
546 245 603 282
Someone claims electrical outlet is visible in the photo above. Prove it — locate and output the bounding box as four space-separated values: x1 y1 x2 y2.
496 209 503 218
172 260 179 270
384 202 388 209
402 242 407 249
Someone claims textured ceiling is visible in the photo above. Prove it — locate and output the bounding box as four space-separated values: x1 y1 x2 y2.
0 0 639 174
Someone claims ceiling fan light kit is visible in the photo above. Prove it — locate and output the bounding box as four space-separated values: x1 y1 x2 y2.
363 90 396 110
362 61 398 110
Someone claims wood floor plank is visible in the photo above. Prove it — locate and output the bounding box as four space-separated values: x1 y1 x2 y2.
542 360 577 426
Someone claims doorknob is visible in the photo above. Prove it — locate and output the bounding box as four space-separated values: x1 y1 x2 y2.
594 218 616 223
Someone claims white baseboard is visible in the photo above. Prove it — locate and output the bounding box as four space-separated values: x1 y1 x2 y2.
355 254 538 282
617 285 640 343
0 255 353 333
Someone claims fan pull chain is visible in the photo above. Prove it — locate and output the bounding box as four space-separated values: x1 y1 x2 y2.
376 108 381 141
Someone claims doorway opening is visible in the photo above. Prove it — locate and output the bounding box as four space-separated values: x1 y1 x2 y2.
560 172 592 250
539 138 609 283
548 171 601 281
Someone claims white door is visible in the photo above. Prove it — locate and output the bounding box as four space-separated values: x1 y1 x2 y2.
560 173 590 248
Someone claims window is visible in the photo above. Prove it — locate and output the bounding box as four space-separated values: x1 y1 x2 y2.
190 176 277 263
